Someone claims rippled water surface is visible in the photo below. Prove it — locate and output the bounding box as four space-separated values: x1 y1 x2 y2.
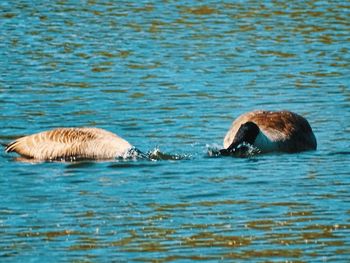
1 1 349 262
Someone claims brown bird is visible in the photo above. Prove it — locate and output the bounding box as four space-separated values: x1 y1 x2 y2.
5 127 134 161
220 110 317 155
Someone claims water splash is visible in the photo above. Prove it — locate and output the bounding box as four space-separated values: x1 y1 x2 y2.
206 143 223 158
124 147 191 161
147 148 191 161
206 143 260 158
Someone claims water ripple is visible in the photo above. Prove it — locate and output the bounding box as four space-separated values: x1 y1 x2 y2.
1 0 349 262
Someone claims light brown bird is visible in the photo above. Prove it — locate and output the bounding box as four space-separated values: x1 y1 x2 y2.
5 127 133 161
220 110 317 155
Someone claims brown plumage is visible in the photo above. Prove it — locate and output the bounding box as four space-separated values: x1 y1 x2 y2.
5 128 133 161
223 110 317 153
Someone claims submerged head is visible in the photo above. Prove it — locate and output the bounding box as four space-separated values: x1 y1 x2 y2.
220 121 260 156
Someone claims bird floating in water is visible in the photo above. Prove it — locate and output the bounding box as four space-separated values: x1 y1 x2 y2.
5 127 135 161
220 110 317 156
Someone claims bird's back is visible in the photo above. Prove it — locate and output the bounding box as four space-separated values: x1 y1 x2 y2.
5 127 132 160
224 110 317 152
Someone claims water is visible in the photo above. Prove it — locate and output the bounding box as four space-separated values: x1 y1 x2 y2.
1 0 349 262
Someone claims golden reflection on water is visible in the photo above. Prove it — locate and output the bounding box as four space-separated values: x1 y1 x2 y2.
184 6 217 16
8 199 344 261
2 193 348 261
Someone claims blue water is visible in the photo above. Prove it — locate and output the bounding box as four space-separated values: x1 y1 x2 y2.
1 1 349 262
